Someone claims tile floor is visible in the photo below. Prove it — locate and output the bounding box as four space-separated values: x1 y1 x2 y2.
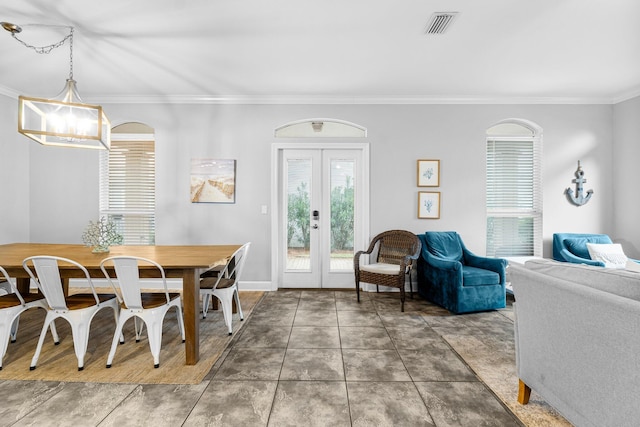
0 290 523 426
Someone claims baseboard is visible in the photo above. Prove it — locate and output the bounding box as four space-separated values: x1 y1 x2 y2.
238 281 276 291
66 278 275 292
62 278 412 293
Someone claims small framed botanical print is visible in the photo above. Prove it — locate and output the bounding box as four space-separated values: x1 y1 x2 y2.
417 159 440 187
418 191 441 219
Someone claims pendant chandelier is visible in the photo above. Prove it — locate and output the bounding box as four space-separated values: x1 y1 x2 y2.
2 22 111 150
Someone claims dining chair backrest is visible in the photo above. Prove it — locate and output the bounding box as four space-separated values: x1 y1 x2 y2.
217 242 250 287
23 256 102 311
0 266 25 305
100 256 170 309
231 242 250 281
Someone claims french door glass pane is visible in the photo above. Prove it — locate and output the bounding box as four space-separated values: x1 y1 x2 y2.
329 159 354 271
287 159 311 270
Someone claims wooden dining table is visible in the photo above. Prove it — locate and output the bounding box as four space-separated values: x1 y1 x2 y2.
0 242 240 365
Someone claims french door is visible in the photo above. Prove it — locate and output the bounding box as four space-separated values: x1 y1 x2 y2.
273 145 368 288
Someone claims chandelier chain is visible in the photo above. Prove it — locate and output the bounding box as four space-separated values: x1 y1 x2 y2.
10 26 73 55
10 25 74 79
69 27 74 79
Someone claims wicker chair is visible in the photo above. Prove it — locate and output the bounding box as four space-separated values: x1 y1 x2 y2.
354 230 422 312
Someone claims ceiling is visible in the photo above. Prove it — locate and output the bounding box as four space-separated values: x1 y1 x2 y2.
1 0 639 105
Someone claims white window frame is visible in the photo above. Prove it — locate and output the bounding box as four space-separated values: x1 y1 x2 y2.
486 120 542 257
99 132 156 245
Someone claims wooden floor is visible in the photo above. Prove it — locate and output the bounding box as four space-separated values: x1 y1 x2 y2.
0 291 263 384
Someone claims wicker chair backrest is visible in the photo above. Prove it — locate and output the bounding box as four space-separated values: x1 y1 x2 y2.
375 230 421 265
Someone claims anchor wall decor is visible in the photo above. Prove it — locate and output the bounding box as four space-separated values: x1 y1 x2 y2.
565 161 593 206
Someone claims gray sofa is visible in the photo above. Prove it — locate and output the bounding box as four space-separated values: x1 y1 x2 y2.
510 258 640 427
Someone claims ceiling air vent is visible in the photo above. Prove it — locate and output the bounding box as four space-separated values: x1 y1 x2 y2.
425 12 459 35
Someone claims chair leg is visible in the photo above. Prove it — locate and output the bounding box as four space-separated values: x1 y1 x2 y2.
70 314 93 371
233 288 244 321
8 311 59 345
356 279 360 302
0 310 21 370
133 317 139 341
215 290 234 335
174 302 185 343
106 314 128 368
202 293 211 319
30 313 56 370
48 318 60 345
9 316 19 343
399 286 406 312
112 306 125 344
145 314 165 368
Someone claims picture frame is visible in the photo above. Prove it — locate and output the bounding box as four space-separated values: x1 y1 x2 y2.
417 159 440 187
418 191 440 219
190 158 236 203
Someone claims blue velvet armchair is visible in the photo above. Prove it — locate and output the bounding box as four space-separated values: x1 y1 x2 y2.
552 233 613 267
417 231 508 314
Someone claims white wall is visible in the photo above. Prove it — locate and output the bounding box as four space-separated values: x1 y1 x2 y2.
5 101 616 281
0 95 30 243
613 95 640 257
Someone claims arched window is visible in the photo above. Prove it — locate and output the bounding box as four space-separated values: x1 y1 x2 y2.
100 122 156 245
274 118 367 138
486 119 542 257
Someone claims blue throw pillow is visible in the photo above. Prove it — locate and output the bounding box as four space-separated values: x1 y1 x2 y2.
564 236 611 259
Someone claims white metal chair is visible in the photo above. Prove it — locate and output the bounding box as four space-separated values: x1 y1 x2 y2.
23 256 121 371
200 242 250 335
0 266 60 370
0 278 12 295
100 256 185 368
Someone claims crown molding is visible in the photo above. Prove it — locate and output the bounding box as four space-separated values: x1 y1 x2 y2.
612 87 640 104
93 94 618 105
0 84 20 99
0 88 631 105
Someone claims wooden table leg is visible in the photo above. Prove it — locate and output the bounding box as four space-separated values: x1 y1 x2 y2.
16 277 30 294
182 269 200 365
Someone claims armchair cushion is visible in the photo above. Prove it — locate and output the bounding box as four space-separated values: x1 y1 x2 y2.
359 263 402 275
425 232 463 262
463 266 500 287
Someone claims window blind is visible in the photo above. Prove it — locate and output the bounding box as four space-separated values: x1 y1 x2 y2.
486 137 542 257
99 137 156 245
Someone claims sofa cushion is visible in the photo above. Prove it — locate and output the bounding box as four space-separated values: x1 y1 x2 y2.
563 235 611 259
524 258 640 301
462 266 500 286
425 232 462 262
586 243 628 268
